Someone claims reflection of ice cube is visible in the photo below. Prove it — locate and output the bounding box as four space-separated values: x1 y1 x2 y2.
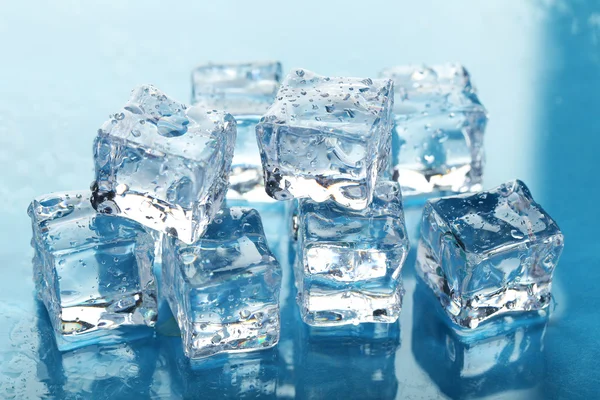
412 283 546 399
28 191 157 351
295 323 400 399
92 84 236 244
295 181 408 326
416 180 564 328
162 207 281 359
163 335 279 399
191 62 282 202
380 64 487 200
256 68 394 209
36 305 158 399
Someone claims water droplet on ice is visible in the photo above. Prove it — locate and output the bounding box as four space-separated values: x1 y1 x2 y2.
115 184 128 195
510 229 525 239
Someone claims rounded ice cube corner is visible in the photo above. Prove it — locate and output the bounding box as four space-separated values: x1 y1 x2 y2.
255 68 395 210
90 84 237 244
416 179 564 329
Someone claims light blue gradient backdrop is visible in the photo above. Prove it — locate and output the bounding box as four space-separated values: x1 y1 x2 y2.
0 1 598 399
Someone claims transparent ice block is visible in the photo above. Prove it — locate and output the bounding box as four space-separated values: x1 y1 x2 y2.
191 61 282 202
256 68 394 210
162 207 281 359
379 64 487 200
416 180 564 328
295 181 409 326
92 84 236 244
28 191 158 351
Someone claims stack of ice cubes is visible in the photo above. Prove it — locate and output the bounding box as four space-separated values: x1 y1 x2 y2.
28 59 565 367
254 68 410 326
29 83 282 360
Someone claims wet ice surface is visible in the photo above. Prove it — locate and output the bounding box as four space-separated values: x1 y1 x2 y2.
379 64 487 201
255 68 394 209
295 181 409 326
191 62 283 203
27 191 157 351
416 180 564 328
161 207 282 360
92 84 236 244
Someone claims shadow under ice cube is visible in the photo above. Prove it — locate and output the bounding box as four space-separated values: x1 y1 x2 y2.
256 68 394 210
191 61 283 202
416 180 564 328
295 181 409 326
92 84 236 244
162 207 281 360
28 191 157 351
379 64 487 200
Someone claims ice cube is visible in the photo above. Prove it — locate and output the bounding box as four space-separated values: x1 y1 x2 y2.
191 61 282 116
416 180 564 328
191 62 283 202
162 207 281 359
28 191 158 351
295 180 409 326
379 64 487 201
256 68 394 210
91 84 236 244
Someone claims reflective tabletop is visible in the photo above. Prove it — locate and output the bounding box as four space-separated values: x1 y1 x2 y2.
1 1 599 399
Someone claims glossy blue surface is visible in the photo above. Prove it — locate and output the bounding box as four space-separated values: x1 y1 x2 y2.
1 1 599 399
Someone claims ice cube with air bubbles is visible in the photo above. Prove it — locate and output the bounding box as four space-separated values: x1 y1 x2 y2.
191 62 283 203
379 63 487 201
416 180 564 329
161 207 281 360
255 68 394 210
91 84 236 244
28 191 158 351
294 180 409 326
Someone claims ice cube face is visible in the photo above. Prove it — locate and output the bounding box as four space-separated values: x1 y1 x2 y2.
379 64 487 199
191 62 283 202
416 180 564 328
162 207 282 360
295 181 409 326
256 69 394 210
92 84 236 244
28 191 157 351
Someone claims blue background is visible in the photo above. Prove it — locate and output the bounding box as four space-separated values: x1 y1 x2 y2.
1 1 599 399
